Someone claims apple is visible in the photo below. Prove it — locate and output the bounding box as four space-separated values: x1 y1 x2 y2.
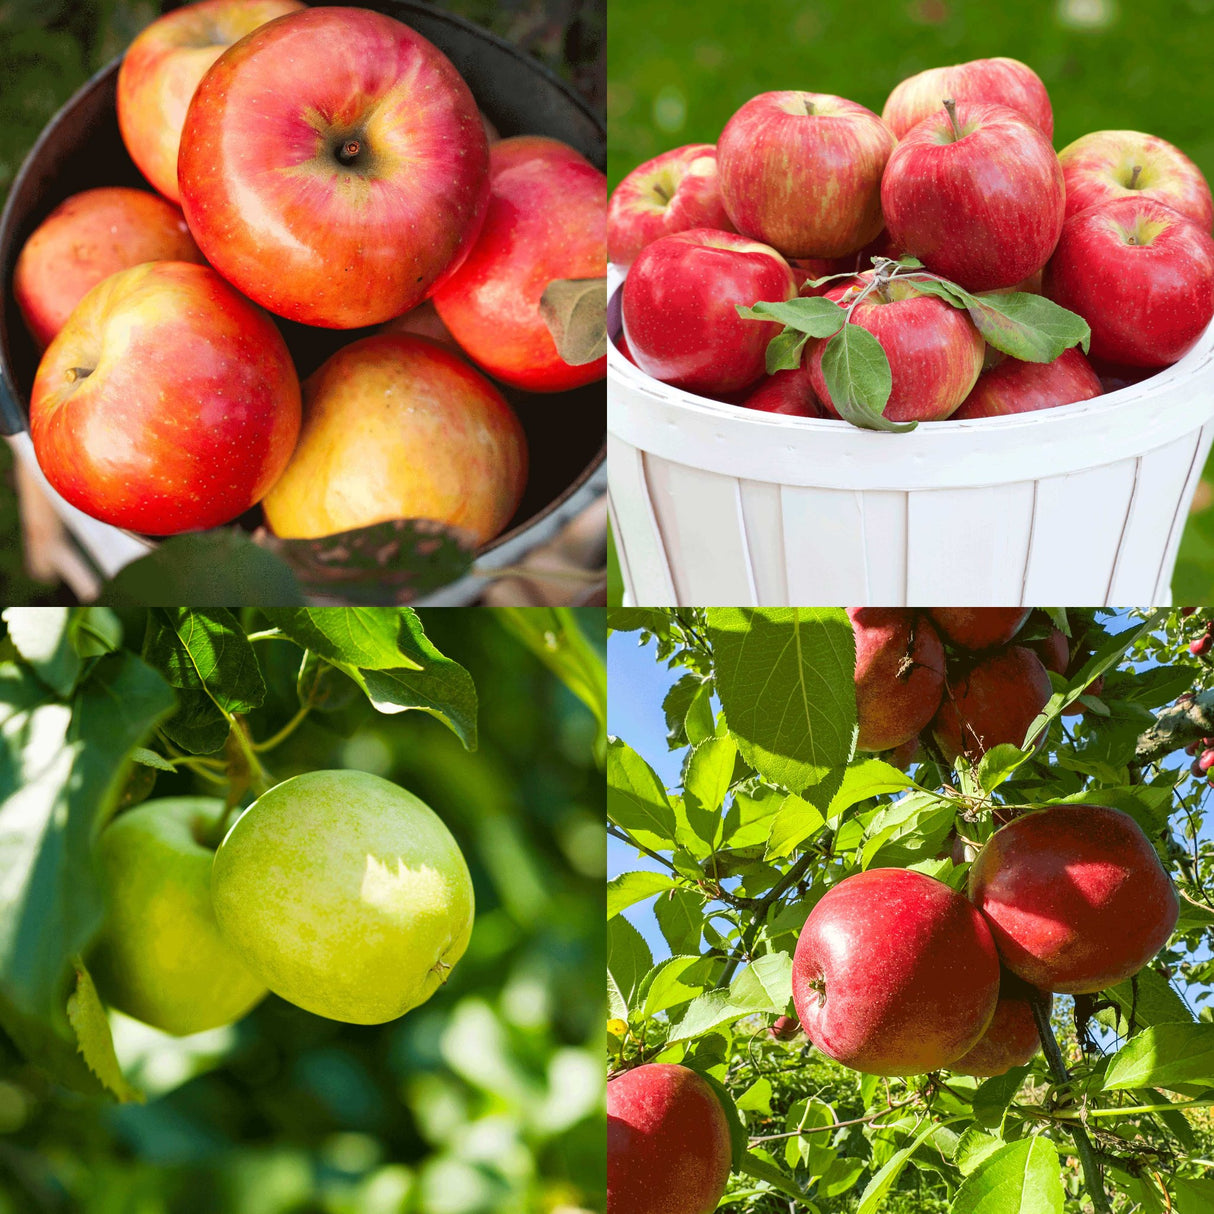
1043 196 1214 367
881 102 1065 292
608 144 734 267
211 770 474 1024
849 608 945 751
1062 672 1105 717
117 0 305 204
621 229 796 396
948 973 1049 1077
931 645 1052 761
808 274 984 422
769 1014 802 1041
377 299 459 352
792 868 1000 1075
1027 624 1070 675
431 135 607 392
737 365 822 416
262 333 526 545
1058 130 1213 230
882 56 1053 139
717 91 896 259
969 805 1179 994
29 261 300 535
951 347 1103 419
608 1063 732 1214
89 798 267 1036
178 6 489 329
927 608 1030 651
13 187 205 349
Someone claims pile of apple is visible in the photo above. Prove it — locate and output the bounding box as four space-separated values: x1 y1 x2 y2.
608 56 1214 426
13 0 606 541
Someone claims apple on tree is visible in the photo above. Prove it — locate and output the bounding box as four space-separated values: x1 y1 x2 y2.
927 608 1031 651
948 972 1050 1077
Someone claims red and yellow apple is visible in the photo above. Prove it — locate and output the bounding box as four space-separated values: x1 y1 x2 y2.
952 347 1103 419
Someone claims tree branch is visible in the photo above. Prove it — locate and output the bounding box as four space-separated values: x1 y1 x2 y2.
1135 689 1214 767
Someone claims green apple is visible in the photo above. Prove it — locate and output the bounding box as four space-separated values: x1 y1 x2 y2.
210 770 475 1025
89 797 268 1036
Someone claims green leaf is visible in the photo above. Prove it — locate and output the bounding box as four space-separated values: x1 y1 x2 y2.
819 325 910 433
607 915 653 1019
972 1066 1031 1128
683 735 737 844
1104 1023 1214 1090
1173 1176 1214 1214
607 738 678 849
765 327 811 373
1103 967 1194 1034
654 888 703 955
66 961 142 1103
766 791 827 858
697 1070 750 1170
129 747 175 773
607 870 679 917
953 1124 1005 1176
538 275 607 365
729 952 793 1013
856 1118 950 1214
737 297 846 337
669 990 746 1042
2 607 81 696
952 1137 1062 1213
902 275 973 310
737 1151 812 1203
737 1075 773 1114
965 291 1092 362
642 955 708 1018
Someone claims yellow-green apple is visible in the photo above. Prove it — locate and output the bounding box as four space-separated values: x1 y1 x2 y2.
607 144 733 267
951 347 1103 419
969 805 1179 994
211 770 474 1024
808 275 985 422
792 868 1000 1075
178 6 489 329
621 229 796 396
928 608 1031 651
13 187 205 349
30 261 300 535
737 365 823 415
849 608 945 751
117 0 304 203
717 91 896 258
882 56 1053 139
949 973 1049 1077
1058 130 1213 229
89 798 267 1036
1043 196 1214 367
931 645 1052 761
607 1063 732 1214
431 136 606 392
881 102 1065 291
262 333 527 544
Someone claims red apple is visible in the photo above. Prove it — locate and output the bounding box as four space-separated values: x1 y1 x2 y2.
849 608 945 751
969 805 1179 994
808 275 984 423
881 102 1065 292
117 0 305 204
949 973 1049 1077
431 136 606 393
882 57 1053 140
1062 672 1105 717
178 6 489 329
29 261 300 535
717 91 896 259
1043 196 1214 367
792 868 1000 1075
620 229 796 397
928 609 1031 651
951 348 1103 419
608 144 734 267
608 1064 732 1214
737 365 822 416
13 187 205 349
1058 130 1213 230
1027 624 1070 676
261 333 527 545
377 300 459 352
931 645 1052 762
769 1014 802 1041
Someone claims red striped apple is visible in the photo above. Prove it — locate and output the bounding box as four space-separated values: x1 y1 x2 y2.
737 365 822 415
951 347 1103 419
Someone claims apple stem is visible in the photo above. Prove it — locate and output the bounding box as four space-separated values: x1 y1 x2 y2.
942 98 962 142
1128 164 1143 190
65 366 93 384
652 183 671 204
803 96 815 117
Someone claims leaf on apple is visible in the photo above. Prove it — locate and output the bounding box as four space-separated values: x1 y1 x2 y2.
964 291 1092 363
820 325 912 433
737 297 847 339
539 276 607 366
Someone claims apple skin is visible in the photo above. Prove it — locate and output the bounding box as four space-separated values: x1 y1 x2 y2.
608 144 734 267
881 102 1065 292
1058 130 1213 230
377 300 459 352
30 261 301 536
808 275 984 423
717 91 897 259
262 333 527 545
211 770 474 1025
1043 196 1214 367
621 228 796 397
849 608 945 752
948 973 1049 1077
927 608 1030 651
179 6 489 329
13 187 205 349
89 798 267 1036
931 645 1052 762
882 57 1053 140
969 805 1179 995
951 347 1103 419
737 365 823 416
1027 624 1070 676
792 868 1000 1076
117 0 305 204
431 136 606 392
769 1014 802 1041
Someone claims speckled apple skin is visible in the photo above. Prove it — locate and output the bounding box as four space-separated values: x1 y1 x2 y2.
949 972 1049 1077
951 347 1103 420
927 608 1031 652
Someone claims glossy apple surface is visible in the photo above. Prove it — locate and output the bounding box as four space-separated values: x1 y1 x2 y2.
927 608 1031 650
608 144 733 267
718 91 896 259
737 365 822 415
13 187 205 349
431 136 606 392
262 333 527 544
949 973 1049 1077
952 347 1103 419
881 102 1065 292
30 261 300 535
969 805 1179 994
179 6 489 328
792 868 1000 1075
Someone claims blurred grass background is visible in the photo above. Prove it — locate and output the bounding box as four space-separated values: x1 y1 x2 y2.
607 0 1214 602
